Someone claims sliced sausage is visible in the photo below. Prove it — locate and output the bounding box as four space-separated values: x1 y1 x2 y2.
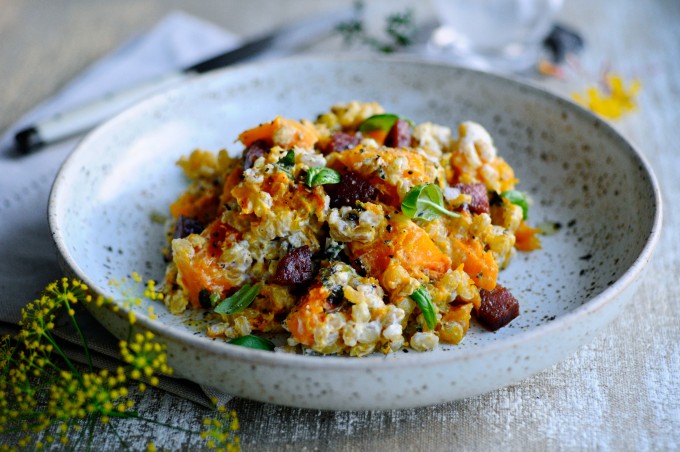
476 285 519 331
456 183 490 215
322 132 360 155
385 119 412 148
243 139 269 170
270 245 314 285
172 215 204 240
325 171 379 208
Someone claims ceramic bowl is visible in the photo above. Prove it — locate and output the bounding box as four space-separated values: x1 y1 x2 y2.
48 56 661 410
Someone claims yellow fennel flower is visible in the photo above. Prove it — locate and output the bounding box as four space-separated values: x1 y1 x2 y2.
572 74 642 119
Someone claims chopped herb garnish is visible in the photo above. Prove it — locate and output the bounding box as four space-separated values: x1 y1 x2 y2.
323 238 344 260
214 283 262 315
358 114 399 134
209 292 221 306
228 334 275 351
410 286 436 330
305 167 341 187
276 149 295 179
402 184 460 221
279 149 295 166
501 190 529 219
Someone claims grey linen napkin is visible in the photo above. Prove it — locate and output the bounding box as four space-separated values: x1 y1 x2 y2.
0 11 240 408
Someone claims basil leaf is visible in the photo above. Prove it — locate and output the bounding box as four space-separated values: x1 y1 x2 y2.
410 286 436 330
401 184 459 221
305 167 341 187
501 190 529 220
276 150 295 179
209 292 221 306
229 334 275 351
279 149 295 166
358 114 399 133
214 283 262 315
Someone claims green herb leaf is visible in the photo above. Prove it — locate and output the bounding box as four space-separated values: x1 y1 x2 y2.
209 293 221 306
276 150 295 179
228 334 275 351
401 184 460 221
214 283 262 315
358 114 399 133
305 167 341 187
323 240 344 260
410 286 436 330
501 190 529 220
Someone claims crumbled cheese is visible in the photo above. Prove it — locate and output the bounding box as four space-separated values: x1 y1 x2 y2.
410 332 439 352
454 121 498 168
218 240 253 286
298 150 327 169
413 122 451 156
328 203 386 243
443 186 462 201
233 316 253 336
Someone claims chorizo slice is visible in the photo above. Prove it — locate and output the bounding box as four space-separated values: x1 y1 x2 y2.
476 285 519 331
456 183 490 215
270 245 314 285
385 119 412 148
172 215 204 240
243 139 269 170
325 171 379 208
322 132 360 155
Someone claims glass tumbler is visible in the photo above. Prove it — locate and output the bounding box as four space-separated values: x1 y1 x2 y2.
429 0 563 72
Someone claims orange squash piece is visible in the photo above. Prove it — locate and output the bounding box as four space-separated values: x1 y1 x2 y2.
350 217 451 283
438 303 473 344
219 166 243 206
362 129 389 145
450 238 498 291
169 189 219 224
173 220 241 307
328 147 430 209
238 116 318 149
515 220 542 251
286 285 333 347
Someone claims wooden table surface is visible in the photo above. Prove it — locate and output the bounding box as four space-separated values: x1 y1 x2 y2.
1 0 678 450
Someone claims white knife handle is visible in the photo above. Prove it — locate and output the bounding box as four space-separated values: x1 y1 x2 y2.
16 71 189 153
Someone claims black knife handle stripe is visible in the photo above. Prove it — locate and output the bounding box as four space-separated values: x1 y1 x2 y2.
186 35 276 74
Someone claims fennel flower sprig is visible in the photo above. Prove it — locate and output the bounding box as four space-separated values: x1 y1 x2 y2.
200 401 241 452
0 276 240 451
119 331 173 389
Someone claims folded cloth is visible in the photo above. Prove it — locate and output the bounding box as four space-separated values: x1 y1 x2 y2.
0 10 239 407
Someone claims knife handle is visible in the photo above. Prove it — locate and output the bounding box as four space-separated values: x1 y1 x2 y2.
15 71 189 154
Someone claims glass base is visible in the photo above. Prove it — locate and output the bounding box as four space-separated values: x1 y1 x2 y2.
426 26 543 74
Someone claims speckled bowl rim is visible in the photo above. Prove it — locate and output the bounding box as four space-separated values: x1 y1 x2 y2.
49 55 663 374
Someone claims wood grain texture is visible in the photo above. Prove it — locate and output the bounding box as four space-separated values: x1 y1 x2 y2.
1 0 678 450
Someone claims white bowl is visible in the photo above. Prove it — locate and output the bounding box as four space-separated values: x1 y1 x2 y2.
49 56 662 410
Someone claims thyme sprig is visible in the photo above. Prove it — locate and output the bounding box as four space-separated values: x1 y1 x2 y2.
337 1 416 54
